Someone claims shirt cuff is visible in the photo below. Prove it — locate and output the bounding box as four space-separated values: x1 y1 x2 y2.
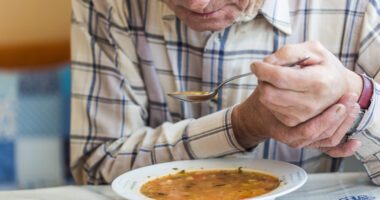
352 80 380 159
183 108 246 159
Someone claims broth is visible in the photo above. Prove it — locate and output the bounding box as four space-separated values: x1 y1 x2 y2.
140 168 280 200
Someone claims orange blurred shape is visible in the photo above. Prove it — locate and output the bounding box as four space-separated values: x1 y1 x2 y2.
0 41 70 70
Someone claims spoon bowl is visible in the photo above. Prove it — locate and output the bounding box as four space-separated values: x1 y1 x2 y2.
167 91 216 102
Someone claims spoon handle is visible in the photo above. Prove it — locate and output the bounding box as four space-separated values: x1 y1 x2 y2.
214 56 310 92
214 72 253 91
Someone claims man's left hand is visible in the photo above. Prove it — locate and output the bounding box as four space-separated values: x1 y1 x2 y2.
251 40 363 127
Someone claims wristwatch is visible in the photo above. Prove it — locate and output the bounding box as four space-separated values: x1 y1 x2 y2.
347 74 373 136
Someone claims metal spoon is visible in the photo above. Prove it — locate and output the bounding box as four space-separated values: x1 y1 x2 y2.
167 57 310 103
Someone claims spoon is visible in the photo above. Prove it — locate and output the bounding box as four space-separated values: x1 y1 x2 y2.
168 57 310 103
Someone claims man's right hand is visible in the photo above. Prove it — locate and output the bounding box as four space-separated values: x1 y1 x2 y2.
232 89 361 157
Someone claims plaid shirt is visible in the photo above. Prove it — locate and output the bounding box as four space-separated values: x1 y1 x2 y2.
71 0 380 185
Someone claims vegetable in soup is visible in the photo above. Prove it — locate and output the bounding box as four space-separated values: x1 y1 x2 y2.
140 168 280 200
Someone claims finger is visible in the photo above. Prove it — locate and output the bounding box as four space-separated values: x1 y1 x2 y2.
309 103 360 148
251 62 311 91
320 139 362 158
307 94 358 144
307 115 347 146
258 82 308 107
288 103 347 148
264 41 324 66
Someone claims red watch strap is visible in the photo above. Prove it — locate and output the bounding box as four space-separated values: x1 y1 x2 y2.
358 74 373 109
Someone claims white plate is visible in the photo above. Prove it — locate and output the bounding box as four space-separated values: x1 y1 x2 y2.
112 158 307 200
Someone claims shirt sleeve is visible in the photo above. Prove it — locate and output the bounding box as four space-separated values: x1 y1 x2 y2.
70 0 245 184
351 0 380 185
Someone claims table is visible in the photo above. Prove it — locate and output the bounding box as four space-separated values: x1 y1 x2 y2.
0 173 378 200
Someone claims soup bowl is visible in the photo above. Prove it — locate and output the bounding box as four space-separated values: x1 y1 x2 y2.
112 158 307 200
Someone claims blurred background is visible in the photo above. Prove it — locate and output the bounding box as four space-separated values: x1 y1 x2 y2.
0 0 71 189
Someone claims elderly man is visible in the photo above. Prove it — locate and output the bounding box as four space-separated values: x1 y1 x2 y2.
71 0 380 185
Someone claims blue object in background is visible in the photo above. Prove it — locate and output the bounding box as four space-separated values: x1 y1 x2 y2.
0 65 71 189
0 141 15 184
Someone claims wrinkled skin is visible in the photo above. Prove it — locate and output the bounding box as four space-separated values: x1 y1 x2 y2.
162 0 256 31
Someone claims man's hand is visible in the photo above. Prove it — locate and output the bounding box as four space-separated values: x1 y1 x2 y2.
251 41 363 127
232 90 361 157
307 94 362 157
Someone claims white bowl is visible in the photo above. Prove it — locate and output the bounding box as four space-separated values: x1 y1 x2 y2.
112 158 307 200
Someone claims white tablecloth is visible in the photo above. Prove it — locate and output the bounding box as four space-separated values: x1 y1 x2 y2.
0 173 378 200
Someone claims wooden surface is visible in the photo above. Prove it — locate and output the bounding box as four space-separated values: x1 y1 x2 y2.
0 40 70 70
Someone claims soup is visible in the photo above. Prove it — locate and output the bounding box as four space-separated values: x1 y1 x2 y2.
140 168 280 200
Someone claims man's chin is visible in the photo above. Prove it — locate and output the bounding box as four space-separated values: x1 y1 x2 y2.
185 21 232 32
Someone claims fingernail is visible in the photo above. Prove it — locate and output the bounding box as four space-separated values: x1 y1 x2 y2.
251 63 257 72
335 105 346 116
264 56 277 64
352 140 362 150
303 55 311 60
357 140 362 147
350 103 360 117
354 103 360 110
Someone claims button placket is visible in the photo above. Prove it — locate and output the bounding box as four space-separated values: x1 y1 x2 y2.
201 32 221 115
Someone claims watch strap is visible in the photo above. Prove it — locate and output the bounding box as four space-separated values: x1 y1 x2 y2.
358 74 373 109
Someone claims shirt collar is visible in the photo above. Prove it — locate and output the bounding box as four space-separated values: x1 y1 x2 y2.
258 0 292 35
161 0 292 35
